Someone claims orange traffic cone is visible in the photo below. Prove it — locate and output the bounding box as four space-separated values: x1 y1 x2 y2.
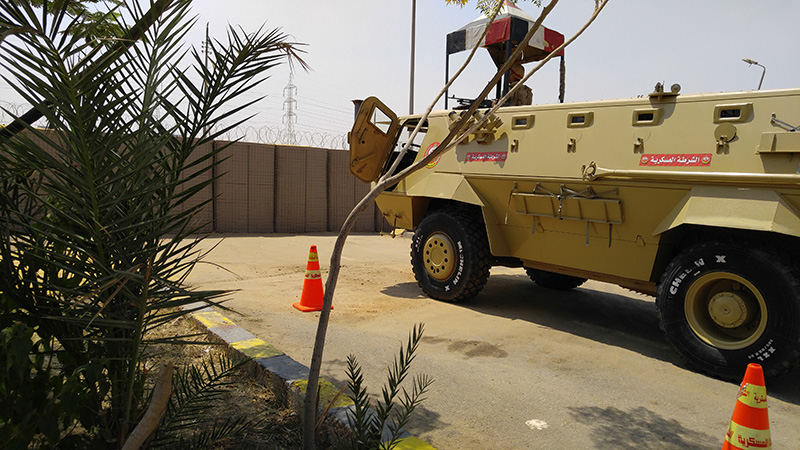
722 363 771 449
292 245 330 312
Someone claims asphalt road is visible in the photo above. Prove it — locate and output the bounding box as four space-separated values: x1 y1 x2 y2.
186 233 800 449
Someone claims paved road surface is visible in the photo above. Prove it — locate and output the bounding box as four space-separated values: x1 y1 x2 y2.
186 233 800 449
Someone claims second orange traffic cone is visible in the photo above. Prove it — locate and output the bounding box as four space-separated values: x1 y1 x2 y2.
721 363 771 449
293 245 330 312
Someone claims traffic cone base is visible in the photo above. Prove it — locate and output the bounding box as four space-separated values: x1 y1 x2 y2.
721 363 771 450
292 245 331 312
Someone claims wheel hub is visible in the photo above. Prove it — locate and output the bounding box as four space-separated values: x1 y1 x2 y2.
707 292 750 328
423 232 456 281
684 272 767 350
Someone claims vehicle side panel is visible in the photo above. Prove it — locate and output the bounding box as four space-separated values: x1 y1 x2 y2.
383 89 800 283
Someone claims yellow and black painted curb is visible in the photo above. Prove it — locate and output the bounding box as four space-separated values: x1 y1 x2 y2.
185 304 435 449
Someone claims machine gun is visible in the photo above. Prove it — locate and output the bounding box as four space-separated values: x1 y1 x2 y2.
448 95 494 110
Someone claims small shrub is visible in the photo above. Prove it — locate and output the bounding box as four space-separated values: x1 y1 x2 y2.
339 323 433 450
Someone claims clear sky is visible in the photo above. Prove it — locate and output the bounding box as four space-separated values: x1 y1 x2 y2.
186 0 799 139
3 1 800 141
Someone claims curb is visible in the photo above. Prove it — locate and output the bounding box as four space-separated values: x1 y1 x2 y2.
184 303 435 449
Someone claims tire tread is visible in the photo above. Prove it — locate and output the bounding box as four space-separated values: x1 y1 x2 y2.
656 240 800 380
411 206 492 302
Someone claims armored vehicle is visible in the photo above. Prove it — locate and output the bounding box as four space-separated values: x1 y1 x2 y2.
348 84 800 380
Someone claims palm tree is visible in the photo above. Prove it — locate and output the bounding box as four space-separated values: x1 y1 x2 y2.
0 0 305 446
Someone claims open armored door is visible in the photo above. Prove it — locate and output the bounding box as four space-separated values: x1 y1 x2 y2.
348 97 402 182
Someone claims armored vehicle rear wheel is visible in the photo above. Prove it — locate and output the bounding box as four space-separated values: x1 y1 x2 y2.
656 241 800 380
525 268 586 290
411 207 491 302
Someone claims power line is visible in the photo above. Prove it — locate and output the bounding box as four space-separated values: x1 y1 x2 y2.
297 95 353 114
294 110 352 126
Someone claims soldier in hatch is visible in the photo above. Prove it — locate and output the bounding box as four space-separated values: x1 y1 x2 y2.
507 63 533 106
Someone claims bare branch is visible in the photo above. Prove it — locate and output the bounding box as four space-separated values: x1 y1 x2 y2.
301 2 611 448
383 0 504 180
449 0 610 149
301 2 512 445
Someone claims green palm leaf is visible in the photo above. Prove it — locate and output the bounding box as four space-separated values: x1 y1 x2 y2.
0 0 306 445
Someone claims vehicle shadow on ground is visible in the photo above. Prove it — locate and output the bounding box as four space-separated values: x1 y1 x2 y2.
762 370 800 405
381 282 428 299
567 406 718 449
321 358 448 437
385 274 800 405
465 274 674 363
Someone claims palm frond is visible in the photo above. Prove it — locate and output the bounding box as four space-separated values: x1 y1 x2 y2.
0 0 304 445
150 353 250 446
340 324 433 450
173 415 265 449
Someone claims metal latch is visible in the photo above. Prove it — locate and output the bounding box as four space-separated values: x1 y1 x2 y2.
770 113 799 132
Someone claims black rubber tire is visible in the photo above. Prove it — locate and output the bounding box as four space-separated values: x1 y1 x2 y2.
656 241 800 380
525 268 587 290
411 207 491 302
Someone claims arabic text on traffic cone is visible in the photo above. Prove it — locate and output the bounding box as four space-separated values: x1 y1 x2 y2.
721 363 771 450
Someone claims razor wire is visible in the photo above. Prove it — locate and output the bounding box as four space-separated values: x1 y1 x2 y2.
212 124 349 149
0 101 349 150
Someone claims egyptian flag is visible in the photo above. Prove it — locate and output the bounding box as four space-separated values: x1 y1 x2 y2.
446 0 564 63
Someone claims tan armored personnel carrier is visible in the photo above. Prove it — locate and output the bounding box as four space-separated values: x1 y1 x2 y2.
349 84 800 381
348 8 800 380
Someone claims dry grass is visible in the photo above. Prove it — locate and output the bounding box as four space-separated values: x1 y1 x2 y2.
143 315 302 449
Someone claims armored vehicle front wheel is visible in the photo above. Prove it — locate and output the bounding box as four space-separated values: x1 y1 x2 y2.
525 268 587 290
656 241 800 380
411 207 491 302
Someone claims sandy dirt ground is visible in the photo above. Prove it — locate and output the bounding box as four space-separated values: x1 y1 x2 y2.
185 233 800 449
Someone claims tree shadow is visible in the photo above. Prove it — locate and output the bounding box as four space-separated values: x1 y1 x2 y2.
403 403 448 437
567 405 719 449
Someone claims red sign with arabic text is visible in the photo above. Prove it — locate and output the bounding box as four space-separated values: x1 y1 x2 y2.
639 153 712 167
465 152 508 162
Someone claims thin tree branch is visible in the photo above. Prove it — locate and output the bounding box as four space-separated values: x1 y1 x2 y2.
302 1 611 447
449 0 609 149
395 0 561 175
382 0 504 179
301 0 597 447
